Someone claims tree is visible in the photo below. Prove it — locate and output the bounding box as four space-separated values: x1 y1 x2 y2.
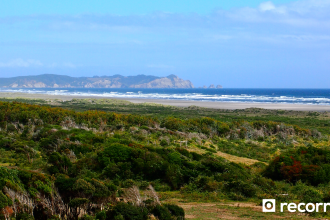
68 198 89 220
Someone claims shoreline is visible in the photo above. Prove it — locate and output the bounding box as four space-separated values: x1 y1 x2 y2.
1 92 330 111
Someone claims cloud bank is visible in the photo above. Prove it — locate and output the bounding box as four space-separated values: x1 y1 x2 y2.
0 59 43 68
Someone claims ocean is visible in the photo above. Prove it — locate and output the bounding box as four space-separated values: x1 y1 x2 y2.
2 88 330 105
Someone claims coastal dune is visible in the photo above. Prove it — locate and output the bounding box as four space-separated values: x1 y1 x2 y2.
1 92 330 111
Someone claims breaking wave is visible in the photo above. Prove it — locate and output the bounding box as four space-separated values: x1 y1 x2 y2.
1 88 330 105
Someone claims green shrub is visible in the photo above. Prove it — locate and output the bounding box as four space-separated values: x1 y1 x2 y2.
164 204 185 219
55 174 75 192
68 198 89 208
139 181 149 190
114 214 125 220
225 180 256 198
0 121 7 129
152 205 172 220
160 139 169 146
250 162 267 170
16 213 35 220
81 214 94 220
205 148 216 153
228 192 245 201
7 124 17 132
263 146 330 185
0 191 9 209
73 179 95 196
140 125 150 131
98 143 132 166
168 152 182 165
190 152 202 161
95 211 106 220
48 215 61 220
291 181 322 204
122 179 135 188
151 181 171 192
301 188 323 204
106 202 148 220
165 165 183 189
176 147 190 158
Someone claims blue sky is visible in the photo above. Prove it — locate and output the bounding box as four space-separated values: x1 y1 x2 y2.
0 0 330 88
0 0 296 15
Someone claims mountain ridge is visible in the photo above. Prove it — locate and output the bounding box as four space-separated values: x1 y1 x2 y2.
0 74 195 88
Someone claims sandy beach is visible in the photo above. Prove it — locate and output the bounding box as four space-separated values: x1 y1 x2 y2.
1 92 330 111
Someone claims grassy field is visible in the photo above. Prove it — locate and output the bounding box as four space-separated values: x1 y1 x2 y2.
159 192 316 220
180 202 314 220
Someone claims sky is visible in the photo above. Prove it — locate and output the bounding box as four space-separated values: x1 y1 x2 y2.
0 0 330 88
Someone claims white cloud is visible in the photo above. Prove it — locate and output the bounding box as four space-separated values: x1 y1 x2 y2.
0 59 43 67
259 1 287 14
289 0 330 14
222 0 330 28
47 62 77 68
259 2 276 12
0 59 79 68
279 34 330 41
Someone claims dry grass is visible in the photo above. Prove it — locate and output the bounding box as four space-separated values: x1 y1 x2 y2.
160 192 326 219
186 144 263 166
176 202 323 220
215 151 265 166
0 163 12 167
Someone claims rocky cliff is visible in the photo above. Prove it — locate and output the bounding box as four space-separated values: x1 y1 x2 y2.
131 75 194 88
0 74 195 89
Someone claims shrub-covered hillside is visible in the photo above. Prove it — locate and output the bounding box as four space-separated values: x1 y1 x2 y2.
1 100 330 219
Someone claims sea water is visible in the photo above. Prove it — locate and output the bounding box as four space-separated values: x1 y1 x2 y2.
2 88 330 105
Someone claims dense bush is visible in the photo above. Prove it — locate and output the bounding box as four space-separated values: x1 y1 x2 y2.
151 205 172 220
106 203 148 220
264 146 330 185
163 204 185 219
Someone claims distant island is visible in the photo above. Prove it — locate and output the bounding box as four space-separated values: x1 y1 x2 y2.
199 84 223 89
0 74 198 89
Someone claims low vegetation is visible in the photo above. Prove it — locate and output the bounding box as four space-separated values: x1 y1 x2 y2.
0 99 330 219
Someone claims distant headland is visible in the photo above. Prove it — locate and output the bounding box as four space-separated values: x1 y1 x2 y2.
0 74 222 89
0 74 192 89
